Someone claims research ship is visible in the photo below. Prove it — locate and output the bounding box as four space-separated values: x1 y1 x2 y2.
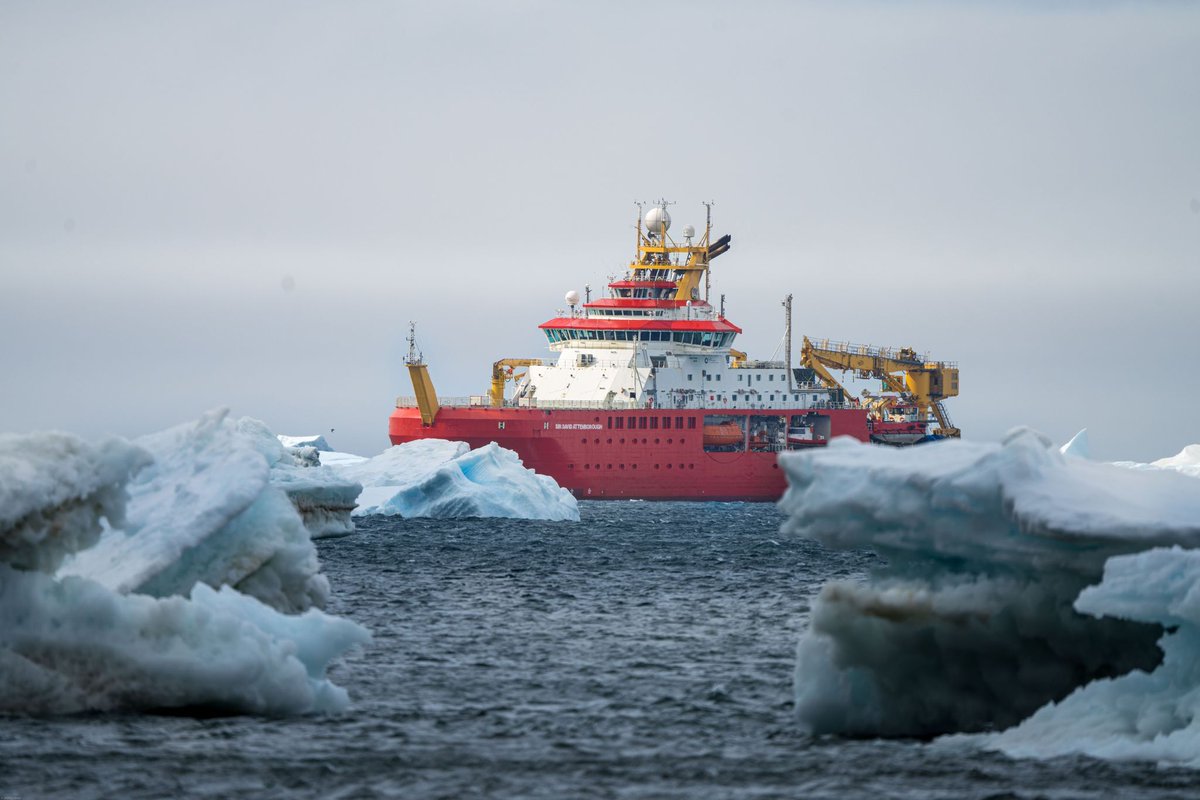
389 202 960 501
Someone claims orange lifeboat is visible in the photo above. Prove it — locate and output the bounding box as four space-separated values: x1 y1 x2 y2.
703 422 743 447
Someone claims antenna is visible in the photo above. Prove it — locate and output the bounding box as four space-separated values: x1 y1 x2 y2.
783 294 793 393
634 200 644 254
405 321 423 366
719 293 726 318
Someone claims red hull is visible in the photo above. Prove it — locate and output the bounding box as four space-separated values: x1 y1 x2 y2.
388 406 871 501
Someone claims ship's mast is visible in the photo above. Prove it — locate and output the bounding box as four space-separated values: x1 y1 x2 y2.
783 294 794 393
703 201 713 301
405 321 422 365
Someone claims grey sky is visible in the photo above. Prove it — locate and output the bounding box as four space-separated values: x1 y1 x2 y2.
2 1 1197 461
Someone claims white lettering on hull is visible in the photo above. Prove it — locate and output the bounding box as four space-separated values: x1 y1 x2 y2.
554 423 603 430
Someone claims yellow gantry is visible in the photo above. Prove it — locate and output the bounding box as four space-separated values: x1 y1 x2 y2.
800 336 961 437
405 322 441 426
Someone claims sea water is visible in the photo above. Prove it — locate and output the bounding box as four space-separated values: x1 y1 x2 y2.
2 503 1194 799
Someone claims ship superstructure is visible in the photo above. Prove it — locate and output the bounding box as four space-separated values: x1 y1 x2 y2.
389 202 959 500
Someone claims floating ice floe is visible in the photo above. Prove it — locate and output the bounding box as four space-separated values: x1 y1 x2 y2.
779 430 1200 752
1 417 369 715
319 439 579 521
61 411 359 611
971 546 1200 766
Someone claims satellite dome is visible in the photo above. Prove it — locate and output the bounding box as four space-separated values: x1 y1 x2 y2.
682 224 695 239
644 206 671 236
565 290 580 306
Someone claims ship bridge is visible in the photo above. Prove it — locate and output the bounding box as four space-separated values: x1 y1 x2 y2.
505 202 842 414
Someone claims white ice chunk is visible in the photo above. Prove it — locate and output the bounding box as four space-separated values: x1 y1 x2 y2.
781 431 1200 737
277 434 333 452
1153 444 1200 471
0 431 150 572
977 546 1200 767
328 439 579 521
60 410 336 611
1059 428 1090 458
0 565 369 715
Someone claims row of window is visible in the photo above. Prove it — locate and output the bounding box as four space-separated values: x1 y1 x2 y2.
605 415 697 430
583 437 685 446
735 373 791 382
588 309 664 317
570 463 695 471
544 329 736 347
614 288 675 299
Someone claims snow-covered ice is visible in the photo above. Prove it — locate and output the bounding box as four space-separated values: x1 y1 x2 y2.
972 546 1200 765
779 431 1200 747
0 567 369 715
0 431 149 572
0 413 369 716
60 411 345 612
277 434 333 452
323 439 579 521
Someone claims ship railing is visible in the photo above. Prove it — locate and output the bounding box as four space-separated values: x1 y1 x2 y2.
395 395 488 408
395 395 866 412
811 338 959 367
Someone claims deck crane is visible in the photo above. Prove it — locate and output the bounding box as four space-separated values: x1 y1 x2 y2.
800 336 961 438
489 358 544 407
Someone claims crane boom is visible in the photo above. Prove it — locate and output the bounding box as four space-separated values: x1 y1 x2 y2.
800 336 961 437
489 358 544 407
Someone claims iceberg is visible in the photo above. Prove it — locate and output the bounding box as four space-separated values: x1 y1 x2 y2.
0 431 149 572
780 431 1200 739
0 420 368 716
60 411 348 612
974 546 1200 765
1059 427 1090 458
325 439 579 521
0 568 369 715
277 434 333 452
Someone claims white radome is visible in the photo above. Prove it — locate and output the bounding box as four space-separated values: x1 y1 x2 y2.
644 206 671 235
682 224 696 239
565 290 580 306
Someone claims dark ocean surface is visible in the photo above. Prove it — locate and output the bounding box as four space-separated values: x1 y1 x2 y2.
3 503 1196 799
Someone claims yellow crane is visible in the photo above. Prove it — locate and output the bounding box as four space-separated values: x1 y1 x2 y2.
489 358 543 407
800 336 961 437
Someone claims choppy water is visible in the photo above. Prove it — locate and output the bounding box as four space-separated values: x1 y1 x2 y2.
3 503 1196 798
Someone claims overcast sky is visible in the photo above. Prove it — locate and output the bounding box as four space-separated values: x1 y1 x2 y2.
2 1 1197 461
